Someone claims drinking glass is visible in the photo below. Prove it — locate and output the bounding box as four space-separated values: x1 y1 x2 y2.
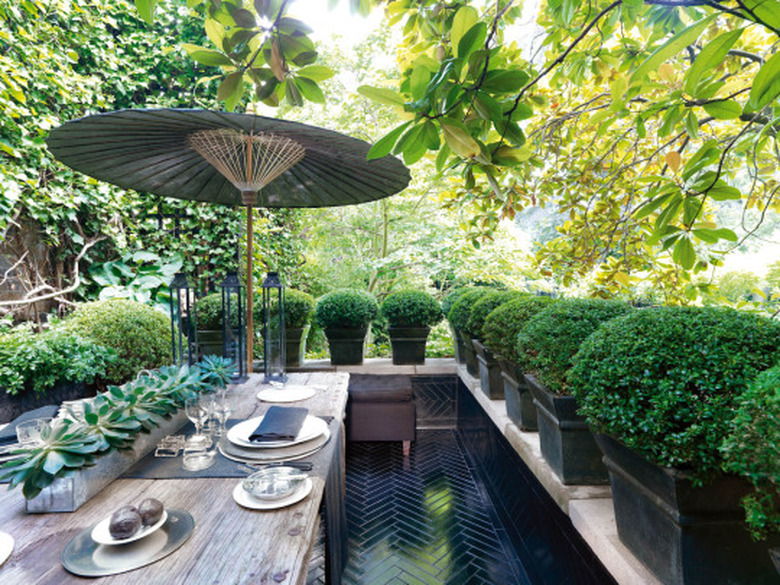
185 398 208 435
16 418 52 447
199 393 216 435
212 395 232 438
182 435 216 471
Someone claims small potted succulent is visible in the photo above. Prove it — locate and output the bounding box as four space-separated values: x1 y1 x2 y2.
315 289 378 365
447 288 491 376
483 295 557 430
516 298 632 485
466 290 526 399
380 290 443 365
569 306 780 584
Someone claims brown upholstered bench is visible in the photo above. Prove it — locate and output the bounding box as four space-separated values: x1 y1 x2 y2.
346 374 415 456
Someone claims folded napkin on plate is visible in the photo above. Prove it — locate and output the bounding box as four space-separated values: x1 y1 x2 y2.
249 406 309 443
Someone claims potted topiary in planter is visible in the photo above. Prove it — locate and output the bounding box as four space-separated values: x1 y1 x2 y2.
516 298 632 485
315 289 378 365
195 293 224 357
448 288 491 376
381 290 443 365
570 306 780 584
282 289 316 367
467 290 526 399
441 287 472 363
483 295 557 430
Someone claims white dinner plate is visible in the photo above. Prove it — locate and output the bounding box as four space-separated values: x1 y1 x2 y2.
232 477 313 510
0 531 13 566
218 429 330 465
256 384 317 403
91 510 168 546
227 414 327 449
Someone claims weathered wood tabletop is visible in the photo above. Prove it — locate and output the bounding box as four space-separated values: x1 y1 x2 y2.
0 372 349 585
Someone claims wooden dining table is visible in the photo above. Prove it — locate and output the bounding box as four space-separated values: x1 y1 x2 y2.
0 371 350 585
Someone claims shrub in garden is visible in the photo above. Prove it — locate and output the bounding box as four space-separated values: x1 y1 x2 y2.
569 306 780 483
447 288 491 334
516 298 632 394
441 287 471 317
61 299 171 384
314 289 378 329
465 290 527 340
0 327 115 395
381 290 443 328
483 296 557 362
196 293 223 330
251 288 315 329
721 366 780 540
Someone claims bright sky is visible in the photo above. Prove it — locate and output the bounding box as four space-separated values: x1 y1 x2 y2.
286 1 383 47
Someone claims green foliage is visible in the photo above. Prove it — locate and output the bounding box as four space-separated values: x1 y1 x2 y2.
441 287 472 317
60 300 171 384
314 289 378 329
381 289 443 328
721 366 780 540
282 289 316 328
516 299 632 394
483 296 557 362
447 288 491 333
0 359 231 499
465 290 526 340
196 293 223 330
0 327 116 396
569 307 780 483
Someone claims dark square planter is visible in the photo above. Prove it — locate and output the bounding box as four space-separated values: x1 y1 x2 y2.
449 324 466 364
459 331 478 376
595 433 780 584
285 325 309 367
524 374 608 485
325 326 367 365
499 360 537 431
387 326 430 365
472 340 504 399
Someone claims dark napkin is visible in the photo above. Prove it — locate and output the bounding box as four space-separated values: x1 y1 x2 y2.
0 404 60 446
248 406 309 443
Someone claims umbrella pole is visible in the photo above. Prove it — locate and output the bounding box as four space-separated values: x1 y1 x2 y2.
246 203 254 375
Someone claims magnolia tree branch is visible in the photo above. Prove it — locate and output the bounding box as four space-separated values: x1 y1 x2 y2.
0 237 106 308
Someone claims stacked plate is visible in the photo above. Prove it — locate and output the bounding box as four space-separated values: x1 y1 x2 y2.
218 414 330 465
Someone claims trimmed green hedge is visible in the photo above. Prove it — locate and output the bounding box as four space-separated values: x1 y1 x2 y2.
441 287 471 317
314 289 378 329
483 296 557 362
516 298 632 394
447 288 491 333
196 293 223 330
569 306 780 479
465 290 527 340
0 327 115 395
61 299 171 384
381 290 443 328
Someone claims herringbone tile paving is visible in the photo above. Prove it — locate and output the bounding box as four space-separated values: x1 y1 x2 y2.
308 430 528 584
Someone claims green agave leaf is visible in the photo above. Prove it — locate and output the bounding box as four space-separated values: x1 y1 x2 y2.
630 15 716 88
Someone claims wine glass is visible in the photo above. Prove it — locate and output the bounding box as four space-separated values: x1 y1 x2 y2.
185 397 208 435
199 393 216 435
212 395 232 437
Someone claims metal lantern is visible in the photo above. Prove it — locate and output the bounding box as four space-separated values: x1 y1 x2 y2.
221 271 248 382
262 272 286 384
169 272 196 366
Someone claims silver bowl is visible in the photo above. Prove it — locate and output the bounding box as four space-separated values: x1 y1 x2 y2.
241 466 308 501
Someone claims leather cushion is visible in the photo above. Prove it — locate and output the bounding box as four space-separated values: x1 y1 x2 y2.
348 375 413 403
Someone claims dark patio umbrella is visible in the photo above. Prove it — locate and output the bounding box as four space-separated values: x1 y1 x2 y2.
46 108 411 371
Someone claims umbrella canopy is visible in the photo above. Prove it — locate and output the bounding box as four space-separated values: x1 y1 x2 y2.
47 108 411 373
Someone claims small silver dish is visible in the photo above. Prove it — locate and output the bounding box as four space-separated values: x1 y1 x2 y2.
241 466 308 501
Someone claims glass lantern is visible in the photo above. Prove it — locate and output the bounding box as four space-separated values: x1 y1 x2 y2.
221 271 248 383
169 272 197 366
262 272 286 384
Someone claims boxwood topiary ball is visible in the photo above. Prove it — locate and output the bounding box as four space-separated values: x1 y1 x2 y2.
381 290 443 328
314 289 378 329
483 296 558 362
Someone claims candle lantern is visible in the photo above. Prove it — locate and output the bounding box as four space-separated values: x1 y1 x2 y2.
221 271 248 382
261 272 286 384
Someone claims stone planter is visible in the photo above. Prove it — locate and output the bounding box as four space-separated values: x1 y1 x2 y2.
387 326 430 365
26 410 189 513
0 382 94 425
325 326 368 365
197 329 224 358
449 324 466 364
460 332 478 377
595 433 780 584
285 325 310 367
499 360 536 431
472 340 503 399
525 374 608 485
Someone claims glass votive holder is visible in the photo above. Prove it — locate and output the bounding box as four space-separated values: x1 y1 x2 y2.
16 418 51 447
182 435 216 471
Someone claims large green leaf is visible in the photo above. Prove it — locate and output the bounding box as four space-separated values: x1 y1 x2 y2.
134 0 158 25
673 236 696 270
630 15 716 87
410 66 430 100
217 71 243 109
702 100 742 119
293 77 325 103
295 65 333 82
457 22 487 59
739 0 780 30
441 120 480 158
684 28 743 98
357 85 406 106
451 5 479 52
367 121 412 160
747 51 780 112
181 44 233 67
481 69 530 93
